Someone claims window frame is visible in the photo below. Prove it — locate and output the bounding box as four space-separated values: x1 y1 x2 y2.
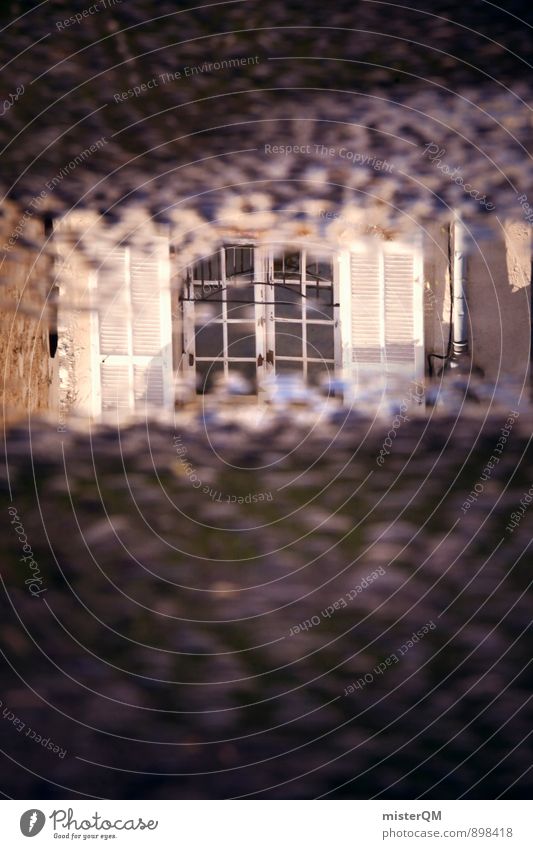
180 243 341 393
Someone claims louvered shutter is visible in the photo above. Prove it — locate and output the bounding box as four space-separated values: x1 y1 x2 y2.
97 247 133 413
101 364 131 411
98 249 129 356
348 241 424 401
96 238 172 417
350 248 383 371
130 238 172 413
384 247 419 382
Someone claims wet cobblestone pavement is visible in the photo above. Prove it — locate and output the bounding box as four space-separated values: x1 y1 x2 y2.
2 407 532 798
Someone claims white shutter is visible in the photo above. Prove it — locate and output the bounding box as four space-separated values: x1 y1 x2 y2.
97 247 132 413
348 241 424 402
133 362 165 407
131 252 163 356
96 237 173 417
384 249 416 373
350 249 383 367
130 238 172 412
101 364 131 410
98 248 129 356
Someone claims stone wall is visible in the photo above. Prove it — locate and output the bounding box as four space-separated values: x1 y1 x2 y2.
0 205 57 421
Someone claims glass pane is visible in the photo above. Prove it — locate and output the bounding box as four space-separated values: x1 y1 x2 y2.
307 361 334 386
196 361 224 394
225 246 254 279
317 260 333 281
194 281 224 298
228 362 257 392
226 284 255 319
193 288 223 321
227 322 256 358
275 322 303 357
192 252 221 282
274 284 302 319
307 323 335 359
306 254 333 282
195 323 224 358
306 286 334 320
275 360 304 376
274 250 301 279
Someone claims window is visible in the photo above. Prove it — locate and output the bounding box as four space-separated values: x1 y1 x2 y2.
77 234 423 415
182 245 260 393
180 245 340 394
271 249 336 385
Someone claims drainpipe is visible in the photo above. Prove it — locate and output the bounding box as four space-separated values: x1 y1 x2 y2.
450 213 470 368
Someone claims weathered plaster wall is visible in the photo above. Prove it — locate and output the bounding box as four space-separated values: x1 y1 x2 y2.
468 221 531 381
54 212 98 420
423 220 531 383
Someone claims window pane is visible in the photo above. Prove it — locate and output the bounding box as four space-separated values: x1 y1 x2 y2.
225 246 254 279
227 322 256 358
274 250 301 279
226 284 255 319
193 287 223 320
196 361 224 394
275 360 304 376
228 362 257 392
306 254 333 282
306 286 334 320
195 323 224 358
194 282 224 299
275 322 303 357
192 252 221 282
274 284 302 319
307 323 335 359
307 361 334 386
